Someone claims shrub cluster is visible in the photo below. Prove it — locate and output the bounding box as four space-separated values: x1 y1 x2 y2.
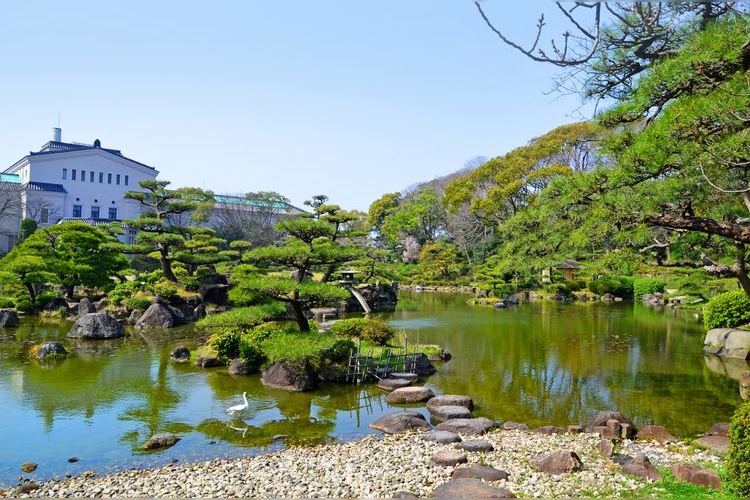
330 317 394 345
633 277 665 299
703 290 750 330
727 401 750 495
125 296 152 312
330 318 369 338
589 276 634 298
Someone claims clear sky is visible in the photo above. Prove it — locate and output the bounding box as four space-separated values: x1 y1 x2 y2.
0 1 595 212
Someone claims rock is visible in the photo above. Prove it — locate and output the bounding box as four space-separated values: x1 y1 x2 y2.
43 297 72 315
67 457 80 463
704 328 750 358
436 417 495 435
392 491 419 498
143 432 181 450
455 439 494 452
0 308 20 327
426 395 474 412
261 360 318 391
599 438 616 458
20 461 38 473
93 298 110 311
430 449 468 467
534 425 568 435
432 478 516 498
127 309 142 325
310 308 337 321
706 422 730 436
170 346 191 362
428 405 473 422
193 303 207 320
452 465 509 482
670 463 722 490
586 410 636 438
135 302 185 329
78 298 96 315
413 353 436 376
35 342 67 361
68 313 124 339
567 425 583 434
389 372 419 382
15 480 39 494
532 450 583 475
613 454 662 481
199 284 229 306
636 425 676 442
425 431 462 444
369 411 431 434
642 293 665 306
378 378 412 391
228 358 257 375
502 421 529 431
385 386 435 404
195 356 224 368
695 435 729 453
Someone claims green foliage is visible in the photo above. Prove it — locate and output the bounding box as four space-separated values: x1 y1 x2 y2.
260 331 342 366
183 278 200 292
237 341 266 371
703 290 750 330
320 338 356 363
727 401 750 496
634 468 726 498
0 297 15 308
361 318 394 345
15 300 34 314
633 277 665 299
208 328 243 361
125 296 152 312
330 318 369 338
589 276 634 298
195 303 286 329
152 282 178 300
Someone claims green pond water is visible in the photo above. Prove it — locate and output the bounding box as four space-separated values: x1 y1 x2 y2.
0 292 744 487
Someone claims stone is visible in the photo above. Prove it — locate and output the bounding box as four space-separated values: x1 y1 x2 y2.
502 421 529 431
385 386 435 404
195 356 224 368
228 358 256 375
636 424 676 442
426 395 474 412
430 449 467 467
199 284 229 306
127 310 142 325
425 430 461 444
532 450 583 475
567 425 583 434
15 480 39 494
78 298 96 315
534 425 568 435
613 454 663 481
695 435 729 453
455 439 494 452
170 346 190 362
433 479 516 498
143 432 181 450
135 302 184 329
20 462 38 473
43 297 72 315
0 308 20 327
389 372 419 382
436 417 495 435
413 353 436 376
704 328 750 358
599 438 616 458
378 378 412 391
391 491 419 498
369 411 431 434
35 342 67 361
670 463 722 490
428 405 473 422
261 360 318 391
452 465 509 482
68 313 124 339
706 422 730 436
586 410 636 438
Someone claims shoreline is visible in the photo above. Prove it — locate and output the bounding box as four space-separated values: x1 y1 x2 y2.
6 426 723 498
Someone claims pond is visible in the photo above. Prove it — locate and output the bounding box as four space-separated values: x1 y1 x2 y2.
0 292 743 487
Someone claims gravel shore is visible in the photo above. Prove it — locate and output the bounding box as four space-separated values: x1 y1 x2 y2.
7 428 722 498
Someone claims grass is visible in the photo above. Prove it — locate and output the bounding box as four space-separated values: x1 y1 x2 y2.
195 303 286 329
626 467 727 498
260 331 344 364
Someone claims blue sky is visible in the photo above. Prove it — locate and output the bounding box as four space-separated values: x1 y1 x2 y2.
0 1 596 211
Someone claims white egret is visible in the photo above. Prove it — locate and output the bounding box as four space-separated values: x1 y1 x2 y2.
227 391 249 416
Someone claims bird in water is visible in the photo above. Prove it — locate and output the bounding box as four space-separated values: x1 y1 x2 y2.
227 391 249 416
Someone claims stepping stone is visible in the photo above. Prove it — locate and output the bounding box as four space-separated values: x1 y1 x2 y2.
430 449 468 467
534 425 568 435
613 453 662 481
369 411 431 434
385 386 435 404
436 417 495 435
378 378 412 391
671 463 722 490
502 421 529 431
455 439 494 452
452 465 509 482
433 479 516 498
427 394 474 412
694 435 729 453
390 372 419 382
705 423 729 436
429 405 473 422
636 425 676 442
532 450 584 475
426 430 462 444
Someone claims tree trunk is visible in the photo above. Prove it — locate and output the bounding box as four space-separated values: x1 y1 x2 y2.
65 284 75 299
290 301 310 332
159 248 178 282
25 282 36 303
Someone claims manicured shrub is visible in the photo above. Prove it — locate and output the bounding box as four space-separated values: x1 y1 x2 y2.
727 401 750 495
125 296 152 312
208 328 243 360
588 276 634 298
633 277 665 299
15 300 34 314
330 318 369 338
321 338 356 363
152 282 178 300
361 318 394 346
195 303 286 329
703 290 750 330
183 278 200 292
237 341 266 371
0 297 15 308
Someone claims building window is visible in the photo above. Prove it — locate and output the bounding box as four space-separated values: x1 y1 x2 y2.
72 204 82 218
108 173 112 184
116 174 121 185
124 175 129 186
40 208 49 223
108 207 118 220
99 172 104 183
62 168 67 180
91 206 100 219
81 170 86 182
127 230 137 245
90 171 94 182
72 169 77 181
